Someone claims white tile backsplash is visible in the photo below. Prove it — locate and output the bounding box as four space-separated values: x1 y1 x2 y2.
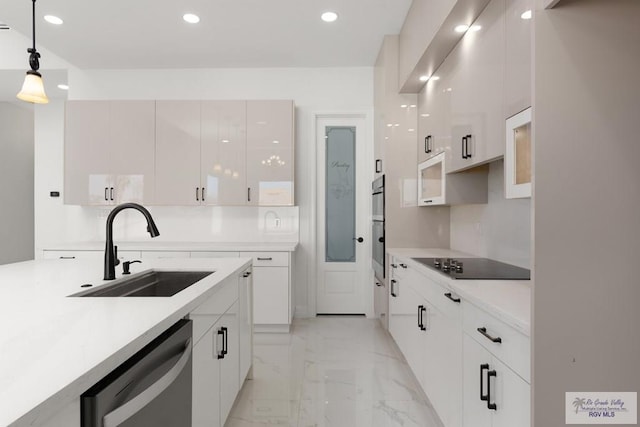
450 160 531 269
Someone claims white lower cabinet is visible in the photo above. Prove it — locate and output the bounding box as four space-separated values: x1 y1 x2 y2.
387 256 529 427
191 270 252 427
462 334 530 427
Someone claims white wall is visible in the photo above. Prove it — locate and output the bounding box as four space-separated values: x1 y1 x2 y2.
0 102 34 264
34 67 374 317
450 160 531 269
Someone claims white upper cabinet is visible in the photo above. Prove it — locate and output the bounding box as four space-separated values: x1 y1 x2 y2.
246 100 295 206
448 0 505 172
66 99 294 206
504 0 533 118
64 101 155 205
201 101 247 206
155 100 202 205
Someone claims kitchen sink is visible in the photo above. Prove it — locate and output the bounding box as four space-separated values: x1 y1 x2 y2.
70 270 214 297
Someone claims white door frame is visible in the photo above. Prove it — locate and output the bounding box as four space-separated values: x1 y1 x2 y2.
308 112 374 317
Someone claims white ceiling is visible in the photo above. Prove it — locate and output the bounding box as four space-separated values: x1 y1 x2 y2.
0 0 412 69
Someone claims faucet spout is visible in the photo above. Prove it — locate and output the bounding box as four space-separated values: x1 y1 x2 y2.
104 203 160 280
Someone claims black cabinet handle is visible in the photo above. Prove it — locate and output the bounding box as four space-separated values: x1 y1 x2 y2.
257 257 273 261
353 237 364 243
390 279 397 297
462 136 467 159
201 187 205 202
444 292 461 303
223 326 228 356
462 135 471 159
59 256 75 259
480 363 489 401
242 271 252 277
399 263 407 269
196 187 200 201
378 237 384 243
110 187 114 201
418 305 427 331
477 327 502 343
104 187 108 201
487 370 497 410
424 135 433 154
423 200 433 204
391 264 397 268
247 187 251 202
217 328 225 359
375 281 383 287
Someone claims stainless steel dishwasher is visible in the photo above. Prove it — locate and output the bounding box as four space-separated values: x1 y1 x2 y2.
81 319 192 427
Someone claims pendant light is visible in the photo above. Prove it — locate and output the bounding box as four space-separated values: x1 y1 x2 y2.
17 0 49 104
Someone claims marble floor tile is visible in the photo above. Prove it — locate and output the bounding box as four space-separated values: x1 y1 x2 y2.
226 317 443 427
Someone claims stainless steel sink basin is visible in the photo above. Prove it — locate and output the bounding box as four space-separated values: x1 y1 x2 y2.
71 270 214 297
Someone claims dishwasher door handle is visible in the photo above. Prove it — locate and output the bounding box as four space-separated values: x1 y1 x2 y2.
102 338 192 427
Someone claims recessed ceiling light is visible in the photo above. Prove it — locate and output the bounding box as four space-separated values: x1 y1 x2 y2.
57 84 69 90
469 25 482 32
419 75 429 82
408 129 415 132
455 24 469 33
386 124 393 127
400 104 407 108
321 12 338 22
44 15 63 25
421 113 430 117
183 13 200 24
430 76 440 81
409 105 417 108
272 140 280 144
222 139 230 143
521 10 532 20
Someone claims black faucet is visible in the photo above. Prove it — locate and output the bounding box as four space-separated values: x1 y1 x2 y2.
104 203 160 280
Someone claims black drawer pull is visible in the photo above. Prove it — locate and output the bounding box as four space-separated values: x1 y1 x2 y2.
391 264 397 268
477 327 502 343
480 363 489 401
257 257 273 261
59 256 76 259
418 305 427 331
390 279 397 297
217 328 225 359
487 370 497 410
399 263 407 269
444 292 461 303
242 271 252 277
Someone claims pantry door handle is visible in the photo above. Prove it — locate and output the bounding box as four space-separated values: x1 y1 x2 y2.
477 327 502 343
444 292 461 303
487 370 497 410
480 363 489 402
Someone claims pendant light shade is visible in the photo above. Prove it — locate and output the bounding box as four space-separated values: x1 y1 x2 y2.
17 0 49 104
17 70 48 104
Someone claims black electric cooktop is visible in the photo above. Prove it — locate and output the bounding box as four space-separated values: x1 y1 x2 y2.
412 257 530 280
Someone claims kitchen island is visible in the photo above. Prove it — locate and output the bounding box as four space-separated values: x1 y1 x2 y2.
0 256 252 427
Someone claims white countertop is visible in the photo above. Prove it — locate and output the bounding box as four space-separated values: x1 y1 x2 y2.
43 241 298 252
0 257 251 427
387 248 531 336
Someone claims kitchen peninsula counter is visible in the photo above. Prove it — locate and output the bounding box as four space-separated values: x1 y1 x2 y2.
0 257 251 427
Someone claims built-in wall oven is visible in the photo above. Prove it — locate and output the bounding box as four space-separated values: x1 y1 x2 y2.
372 175 385 282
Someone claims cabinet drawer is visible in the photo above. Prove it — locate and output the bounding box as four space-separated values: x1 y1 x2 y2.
140 250 190 259
462 301 530 383
190 251 240 258
190 276 239 344
389 257 410 279
241 251 289 267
